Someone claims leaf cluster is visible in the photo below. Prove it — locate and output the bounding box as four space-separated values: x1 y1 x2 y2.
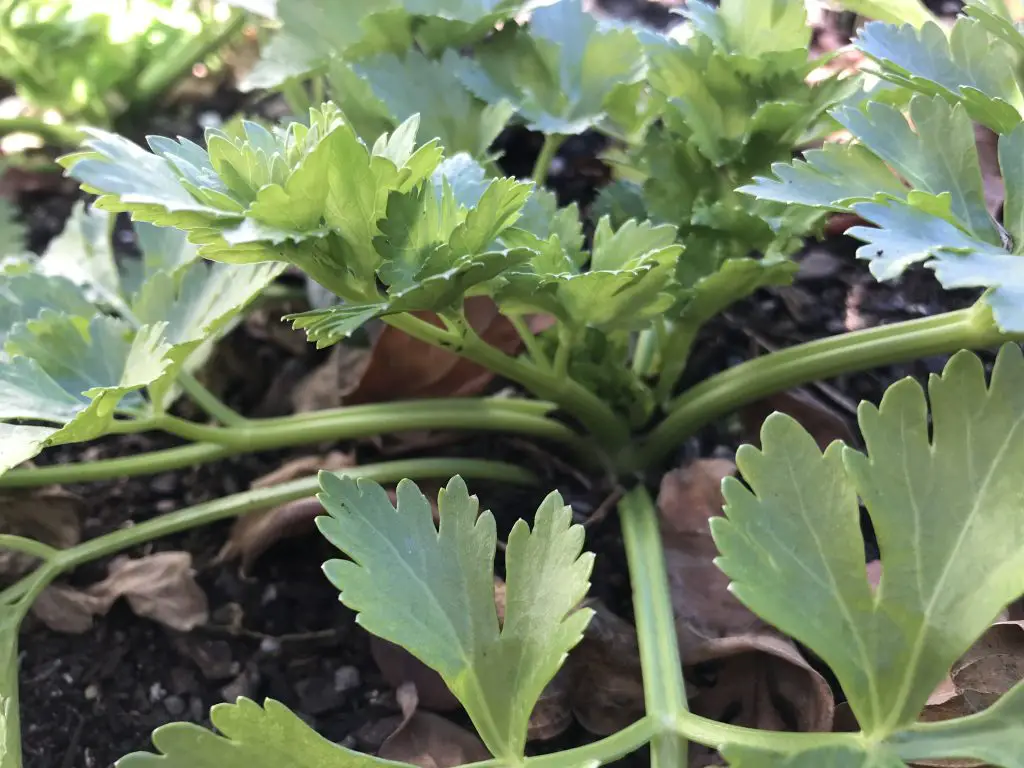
0 203 281 474
0 0 234 128
743 0 1024 332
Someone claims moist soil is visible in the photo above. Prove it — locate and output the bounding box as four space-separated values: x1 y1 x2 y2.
7 1 980 765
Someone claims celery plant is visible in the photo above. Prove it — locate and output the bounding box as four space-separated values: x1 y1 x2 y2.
2 0 1024 766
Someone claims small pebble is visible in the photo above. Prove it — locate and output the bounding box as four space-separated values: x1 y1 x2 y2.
334 665 360 693
84 684 99 701
164 695 186 716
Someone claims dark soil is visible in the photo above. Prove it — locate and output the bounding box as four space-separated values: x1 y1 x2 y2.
6 1 985 766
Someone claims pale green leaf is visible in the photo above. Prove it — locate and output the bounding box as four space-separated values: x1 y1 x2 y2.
349 50 515 158
316 474 593 760
833 0 936 27
845 199 1024 331
0 424 58 472
854 18 1024 132
0 272 92 344
833 96 1000 243
675 257 798 323
738 143 907 210
721 744 904 767
117 698 399 767
716 0 811 57
998 122 1024 248
714 345 1024 733
35 203 123 311
454 0 645 134
61 130 240 231
886 680 1024 767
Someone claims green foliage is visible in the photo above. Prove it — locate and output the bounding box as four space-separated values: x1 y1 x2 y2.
0 203 280 473
743 11 1024 332
0 0 240 129
713 344 1024 765
452 0 646 135
317 474 593 761
117 698 395 767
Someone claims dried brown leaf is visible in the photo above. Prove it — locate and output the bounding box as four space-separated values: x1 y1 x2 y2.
379 682 490 768
0 487 82 579
346 297 521 404
217 452 354 571
528 667 573 742
291 343 373 413
33 552 208 634
741 388 857 453
566 599 645 735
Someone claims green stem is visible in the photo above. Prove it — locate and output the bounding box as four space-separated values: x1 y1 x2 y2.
632 328 659 378
553 326 573 380
0 535 58 561
0 400 593 489
133 11 246 106
384 313 630 451
0 443 232 489
617 484 867 758
174 369 248 426
619 485 689 768
508 315 551 370
531 133 565 187
653 321 700 404
632 305 1012 471
0 117 84 146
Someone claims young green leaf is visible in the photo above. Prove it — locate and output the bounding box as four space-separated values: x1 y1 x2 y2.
744 95 1024 329
316 474 593 761
117 698 404 767
704 0 811 58
333 50 515 158
714 345 1024 737
453 0 645 135
833 0 937 27
854 17 1024 133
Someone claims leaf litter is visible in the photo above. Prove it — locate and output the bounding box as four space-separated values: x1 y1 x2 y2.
31 551 208 634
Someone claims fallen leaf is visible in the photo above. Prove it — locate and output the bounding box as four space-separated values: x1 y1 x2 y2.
528 667 573 742
566 598 645 735
741 389 857 453
658 460 767 648
658 460 835 766
291 343 373 413
379 681 490 768
217 452 354 571
976 123 1005 222
32 552 208 633
250 451 354 489
0 487 82 579
346 297 521 404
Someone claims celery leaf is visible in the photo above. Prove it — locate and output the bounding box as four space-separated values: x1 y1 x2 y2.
714 345 1024 736
317 474 593 760
118 698 400 767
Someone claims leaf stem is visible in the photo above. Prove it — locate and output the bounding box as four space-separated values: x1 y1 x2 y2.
384 313 631 452
532 133 565 187
619 485 689 768
631 305 1014 470
0 535 58 562
508 314 551 370
0 117 84 146
132 10 246 107
0 399 592 489
173 370 249 426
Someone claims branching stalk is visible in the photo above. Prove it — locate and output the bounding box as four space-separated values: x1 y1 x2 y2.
174 370 249 426
631 305 1015 470
0 116 84 145
531 133 565 186
0 399 594 489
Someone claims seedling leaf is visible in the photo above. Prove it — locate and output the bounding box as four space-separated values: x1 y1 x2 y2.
714 345 1024 735
117 697 404 767
453 0 645 135
316 474 593 760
